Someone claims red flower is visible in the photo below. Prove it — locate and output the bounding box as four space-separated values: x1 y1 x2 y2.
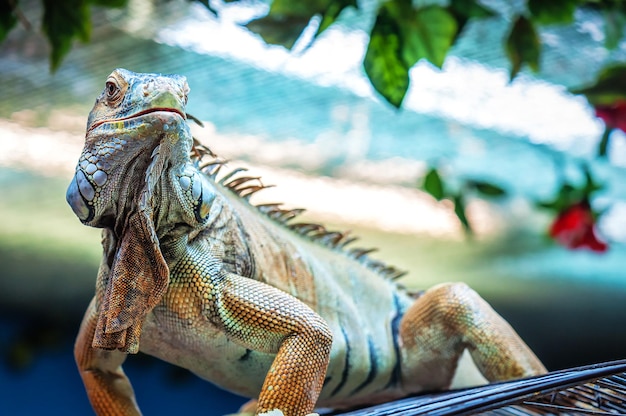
595 100 626 132
549 202 608 252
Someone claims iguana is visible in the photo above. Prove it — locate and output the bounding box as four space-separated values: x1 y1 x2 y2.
67 69 546 416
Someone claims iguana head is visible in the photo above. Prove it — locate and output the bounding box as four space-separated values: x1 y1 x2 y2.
86 68 188 136
67 68 191 227
66 69 197 353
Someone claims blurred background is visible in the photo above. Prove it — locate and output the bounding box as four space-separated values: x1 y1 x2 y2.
1 0 625 414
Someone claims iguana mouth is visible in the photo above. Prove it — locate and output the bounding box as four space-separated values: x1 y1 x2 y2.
87 108 186 134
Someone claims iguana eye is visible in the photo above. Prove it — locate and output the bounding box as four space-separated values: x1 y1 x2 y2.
105 79 122 104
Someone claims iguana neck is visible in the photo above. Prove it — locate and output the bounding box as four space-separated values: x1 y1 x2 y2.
114 122 195 239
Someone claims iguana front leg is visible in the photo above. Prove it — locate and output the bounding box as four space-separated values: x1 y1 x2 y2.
74 297 141 416
400 282 546 390
213 272 333 416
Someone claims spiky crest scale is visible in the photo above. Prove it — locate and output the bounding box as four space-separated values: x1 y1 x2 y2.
189 139 407 281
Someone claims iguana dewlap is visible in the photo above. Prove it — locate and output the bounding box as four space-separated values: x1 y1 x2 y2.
68 69 546 416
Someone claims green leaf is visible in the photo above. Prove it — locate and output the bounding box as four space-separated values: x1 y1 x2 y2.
582 165 603 194
89 0 127 7
528 0 579 25
449 0 496 19
505 15 541 80
265 0 330 17
453 194 473 234
245 0 355 49
598 124 612 157
603 8 626 50
537 183 574 212
316 0 357 37
423 168 445 200
448 0 496 39
400 5 458 69
245 15 310 49
42 0 92 71
244 0 318 49
194 0 218 16
570 64 626 106
0 0 17 42
536 172 601 213
363 5 410 108
468 180 507 197
363 1 457 107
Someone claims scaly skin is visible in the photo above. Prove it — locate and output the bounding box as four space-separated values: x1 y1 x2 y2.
68 69 546 416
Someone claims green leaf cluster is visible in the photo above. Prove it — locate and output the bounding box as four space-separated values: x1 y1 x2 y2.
528 0 579 25
538 166 603 213
232 0 626 107
421 167 507 235
508 0 582 79
361 0 497 107
504 0 578 81
570 64 626 106
6 0 626 104
244 0 357 50
466 180 507 197
0 0 18 43
448 0 494 41
505 16 540 80
584 0 626 49
506 0 626 80
570 64 626 158
233 0 492 108
2 0 127 72
364 2 458 107
42 0 92 71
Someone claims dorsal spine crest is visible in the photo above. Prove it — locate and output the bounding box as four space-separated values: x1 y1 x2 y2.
190 139 407 281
